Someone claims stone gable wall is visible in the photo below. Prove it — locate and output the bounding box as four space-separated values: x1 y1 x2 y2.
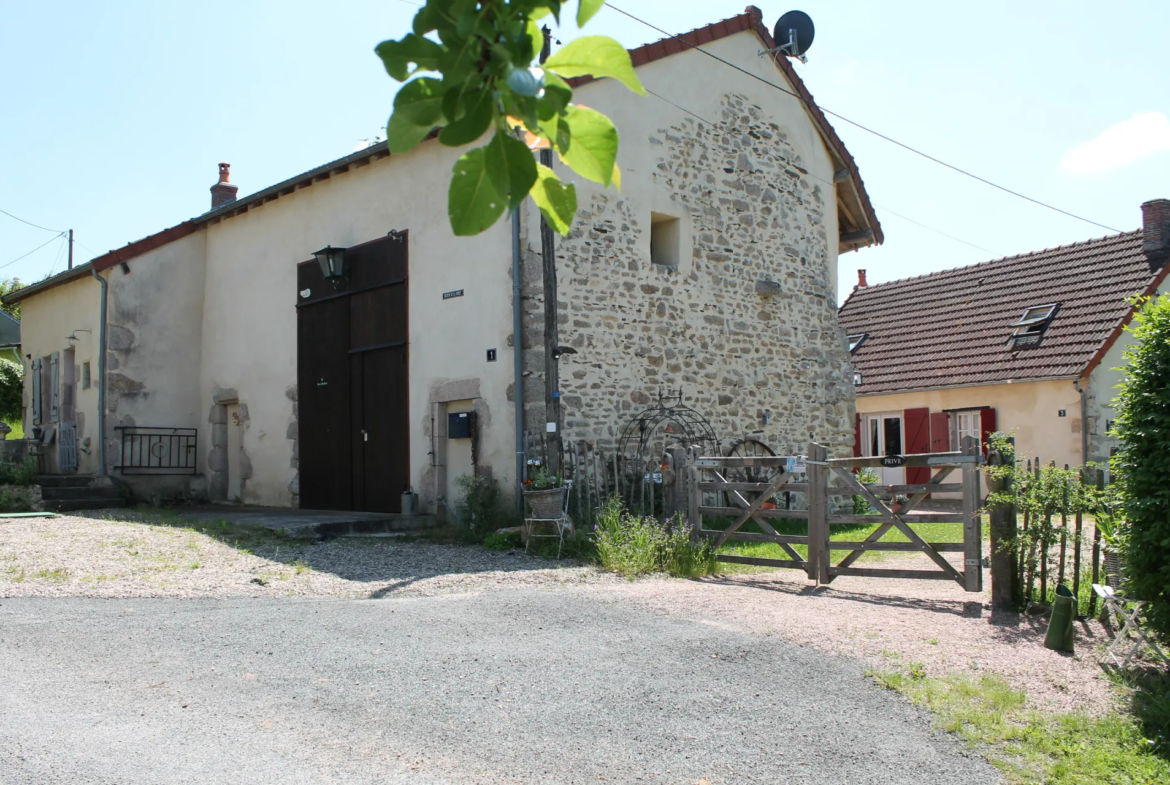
525 93 855 458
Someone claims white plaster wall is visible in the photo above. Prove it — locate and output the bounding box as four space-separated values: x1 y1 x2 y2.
18 275 102 475
1086 279 1168 464
105 231 207 481
201 148 516 507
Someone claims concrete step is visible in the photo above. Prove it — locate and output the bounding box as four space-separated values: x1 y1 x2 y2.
40 486 124 502
44 498 127 513
36 475 97 488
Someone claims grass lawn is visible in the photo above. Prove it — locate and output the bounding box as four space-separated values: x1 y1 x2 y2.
704 514 989 572
870 665 1170 784
4 419 23 440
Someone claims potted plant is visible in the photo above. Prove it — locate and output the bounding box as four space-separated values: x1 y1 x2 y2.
522 466 567 519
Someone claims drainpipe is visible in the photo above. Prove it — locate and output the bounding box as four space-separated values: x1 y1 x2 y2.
90 266 108 476
1073 379 1088 467
512 207 525 512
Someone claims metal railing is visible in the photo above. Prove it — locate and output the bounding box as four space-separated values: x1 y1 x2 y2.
114 427 198 475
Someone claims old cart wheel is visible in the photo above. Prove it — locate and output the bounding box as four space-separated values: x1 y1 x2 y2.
722 438 779 509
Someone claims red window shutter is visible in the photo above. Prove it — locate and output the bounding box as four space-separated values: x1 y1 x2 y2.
904 407 930 484
854 413 862 458
979 408 997 455
929 412 950 453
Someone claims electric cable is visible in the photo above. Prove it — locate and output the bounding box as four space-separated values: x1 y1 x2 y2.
605 3 1123 234
0 233 67 272
0 208 64 234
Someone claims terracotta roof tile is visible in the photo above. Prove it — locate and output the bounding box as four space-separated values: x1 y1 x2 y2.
838 232 1169 394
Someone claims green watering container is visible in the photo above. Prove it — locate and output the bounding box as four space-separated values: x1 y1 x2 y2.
1044 584 1076 653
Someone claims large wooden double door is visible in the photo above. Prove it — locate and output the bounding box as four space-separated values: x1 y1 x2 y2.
296 233 409 512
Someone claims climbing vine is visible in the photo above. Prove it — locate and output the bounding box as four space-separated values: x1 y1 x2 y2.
376 0 645 236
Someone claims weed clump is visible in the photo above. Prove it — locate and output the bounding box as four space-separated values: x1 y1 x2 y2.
593 497 716 579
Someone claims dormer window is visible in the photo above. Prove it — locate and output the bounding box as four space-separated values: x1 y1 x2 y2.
847 333 867 353
1008 303 1058 348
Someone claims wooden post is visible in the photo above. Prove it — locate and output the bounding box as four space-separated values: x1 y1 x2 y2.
987 437 1016 609
669 447 687 521
1073 468 1084 614
1089 469 1103 616
1057 464 1069 588
807 442 829 584
961 436 983 592
688 458 702 542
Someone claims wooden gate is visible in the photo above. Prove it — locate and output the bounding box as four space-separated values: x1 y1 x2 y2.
689 438 983 591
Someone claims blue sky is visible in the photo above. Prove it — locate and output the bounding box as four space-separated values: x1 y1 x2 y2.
2 1 1168 303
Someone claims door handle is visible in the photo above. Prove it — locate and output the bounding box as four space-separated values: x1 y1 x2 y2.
362 429 369 442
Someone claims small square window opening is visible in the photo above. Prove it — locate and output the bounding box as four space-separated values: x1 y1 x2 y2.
650 212 681 267
82 361 91 390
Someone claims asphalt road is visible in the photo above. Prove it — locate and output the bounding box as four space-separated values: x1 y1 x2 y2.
0 591 998 785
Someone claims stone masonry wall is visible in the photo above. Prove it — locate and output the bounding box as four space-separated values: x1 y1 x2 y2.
523 93 856 458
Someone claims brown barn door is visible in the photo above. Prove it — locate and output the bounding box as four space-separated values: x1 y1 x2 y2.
349 274 409 512
297 295 352 510
296 232 408 511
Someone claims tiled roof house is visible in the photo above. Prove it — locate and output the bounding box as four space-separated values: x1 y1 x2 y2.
837 199 1170 485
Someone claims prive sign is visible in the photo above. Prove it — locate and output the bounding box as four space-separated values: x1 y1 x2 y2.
881 455 906 467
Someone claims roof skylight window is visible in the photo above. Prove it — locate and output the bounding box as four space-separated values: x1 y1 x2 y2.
1008 303 1058 348
847 333 867 353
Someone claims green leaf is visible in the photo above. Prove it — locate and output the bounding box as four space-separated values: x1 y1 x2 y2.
375 34 444 81
526 20 543 61
439 87 494 147
536 73 572 121
543 36 647 96
577 0 605 26
485 130 538 212
449 146 506 236
530 163 577 235
392 77 445 126
387 113 434 154
557 105 618 186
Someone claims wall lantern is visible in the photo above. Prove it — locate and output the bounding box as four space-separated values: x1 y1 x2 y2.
312 245 349 283
853 371 863 386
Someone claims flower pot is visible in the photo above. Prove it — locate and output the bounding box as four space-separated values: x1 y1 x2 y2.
524 486 567 519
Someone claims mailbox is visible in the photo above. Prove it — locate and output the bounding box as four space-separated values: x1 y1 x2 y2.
448 412 472 439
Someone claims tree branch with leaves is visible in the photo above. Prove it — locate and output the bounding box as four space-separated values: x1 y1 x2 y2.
376 0 645 236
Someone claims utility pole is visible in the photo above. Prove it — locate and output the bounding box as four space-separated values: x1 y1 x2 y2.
67 229 74 270
538 26 563 477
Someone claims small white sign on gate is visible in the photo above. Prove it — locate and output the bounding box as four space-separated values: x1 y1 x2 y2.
786 456 807 474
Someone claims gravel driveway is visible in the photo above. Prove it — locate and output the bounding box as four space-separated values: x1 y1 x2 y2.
1 592 998 785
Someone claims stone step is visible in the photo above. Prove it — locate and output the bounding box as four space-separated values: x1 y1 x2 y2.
36 475 97 489
44 499 127 513
39 486 124 502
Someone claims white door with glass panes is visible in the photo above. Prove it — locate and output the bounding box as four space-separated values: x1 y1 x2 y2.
863 413 905 485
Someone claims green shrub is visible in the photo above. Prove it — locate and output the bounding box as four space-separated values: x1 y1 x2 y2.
0 457 37 487
0 359 21 424
0 487 31 512
593 497 716 579
1112 293 1170 643
482 530 522 551
853 467 880 515
454 474 518 538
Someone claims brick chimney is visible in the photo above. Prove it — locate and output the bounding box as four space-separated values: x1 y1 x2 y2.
1141 198 1170 269
855 269 868 290
210 162 238 210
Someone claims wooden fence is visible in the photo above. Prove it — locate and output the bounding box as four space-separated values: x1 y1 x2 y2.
688 438 985 591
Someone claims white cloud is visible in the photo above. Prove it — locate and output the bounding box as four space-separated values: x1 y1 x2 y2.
1061 111 1170 175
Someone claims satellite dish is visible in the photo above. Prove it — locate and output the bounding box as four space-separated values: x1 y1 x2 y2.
773 10 815 59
